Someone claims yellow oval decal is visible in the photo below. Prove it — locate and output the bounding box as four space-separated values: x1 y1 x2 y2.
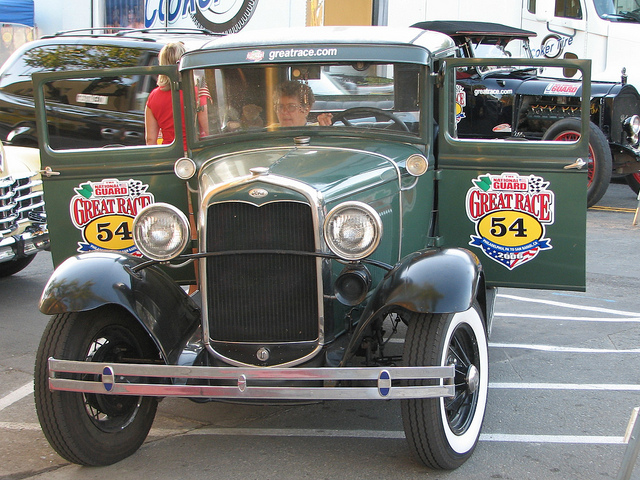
84 215 135 250
477 211 543 247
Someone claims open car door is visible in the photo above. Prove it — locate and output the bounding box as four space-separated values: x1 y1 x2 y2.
33 65 195 282
437 57 590 290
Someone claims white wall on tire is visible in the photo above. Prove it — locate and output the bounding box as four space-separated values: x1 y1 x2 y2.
439 306 489 454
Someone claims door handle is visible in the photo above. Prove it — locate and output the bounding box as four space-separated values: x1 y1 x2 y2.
101 128 118 139
564 158 586 170
39 166 61 177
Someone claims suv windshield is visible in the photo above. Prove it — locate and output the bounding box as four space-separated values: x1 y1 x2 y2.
191 62 421 138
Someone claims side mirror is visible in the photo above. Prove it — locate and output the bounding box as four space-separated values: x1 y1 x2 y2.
563 52 578 78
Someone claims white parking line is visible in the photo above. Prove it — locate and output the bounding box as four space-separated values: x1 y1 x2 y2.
495 313 640 323
200 428 624 445
0 383 33 412
498 293 640 317
480 433 625 444
173 427 627 445
0 423 626 445
490 382 640 391
489 342 640 353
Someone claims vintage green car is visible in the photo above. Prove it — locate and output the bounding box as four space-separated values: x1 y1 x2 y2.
32 26 590 469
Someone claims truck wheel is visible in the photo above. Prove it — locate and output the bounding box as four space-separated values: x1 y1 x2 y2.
542 118 612 207
34 307 159 466
626 173 640 195
0 254 36 277
400 303 488 470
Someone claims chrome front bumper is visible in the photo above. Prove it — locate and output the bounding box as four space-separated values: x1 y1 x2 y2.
48 358 455 400
0 227 49 263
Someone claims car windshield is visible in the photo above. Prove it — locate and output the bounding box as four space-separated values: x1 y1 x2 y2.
471 38 532 59
189 62 421 138
593 0 640 21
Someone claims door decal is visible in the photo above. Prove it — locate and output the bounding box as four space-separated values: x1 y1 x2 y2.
465 172 554 270
69 178 154 256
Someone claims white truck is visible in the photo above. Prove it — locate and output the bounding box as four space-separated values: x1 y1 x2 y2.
389 0 640 90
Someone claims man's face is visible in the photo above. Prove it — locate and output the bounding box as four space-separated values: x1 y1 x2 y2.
275 95 310 127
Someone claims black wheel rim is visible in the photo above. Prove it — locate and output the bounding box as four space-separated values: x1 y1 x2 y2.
445 323 480 435
81 325 145 432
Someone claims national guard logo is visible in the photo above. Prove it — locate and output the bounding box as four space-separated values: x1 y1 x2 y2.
69 179 154 256
466 172 554 270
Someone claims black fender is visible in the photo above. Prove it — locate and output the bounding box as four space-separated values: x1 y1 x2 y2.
341 248 484 364
369 247 482 315
39 252 201 364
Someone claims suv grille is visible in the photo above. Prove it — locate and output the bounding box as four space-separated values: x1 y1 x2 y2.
205 202 318 343
0 174 45 236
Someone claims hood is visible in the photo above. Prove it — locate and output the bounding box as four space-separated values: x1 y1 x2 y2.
199 142 411 204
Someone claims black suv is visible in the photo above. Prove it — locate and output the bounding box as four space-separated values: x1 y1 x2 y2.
413 21 640 206
0 28 220 149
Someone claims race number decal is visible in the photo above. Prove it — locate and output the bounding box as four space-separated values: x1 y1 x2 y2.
466 173 554 270
70 179 154 256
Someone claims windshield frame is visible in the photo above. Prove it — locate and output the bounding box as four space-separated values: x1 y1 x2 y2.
181 60 431 147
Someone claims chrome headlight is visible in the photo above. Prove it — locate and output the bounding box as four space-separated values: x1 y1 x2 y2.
624 115 640 145
133 203 190 261
406 154 429 176
324 202 382 260
174 157 197 180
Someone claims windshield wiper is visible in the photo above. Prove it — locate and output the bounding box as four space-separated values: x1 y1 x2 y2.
601 11 640 22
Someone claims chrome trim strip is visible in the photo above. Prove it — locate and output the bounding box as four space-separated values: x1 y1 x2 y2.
48 358 454 401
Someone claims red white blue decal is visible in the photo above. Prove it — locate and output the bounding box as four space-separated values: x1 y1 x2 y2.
70 179 154 256
466 172 554 270
455 84 466 123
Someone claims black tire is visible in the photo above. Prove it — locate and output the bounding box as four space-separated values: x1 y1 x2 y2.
401 303 488 470
191 0 258 34
34 306 159 466
0 254 36 277
542 118 612 207
626 172 640 195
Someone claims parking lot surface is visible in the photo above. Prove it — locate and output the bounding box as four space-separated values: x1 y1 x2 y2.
1 182 639 479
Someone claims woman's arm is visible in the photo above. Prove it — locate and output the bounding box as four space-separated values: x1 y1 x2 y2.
145 106 160 145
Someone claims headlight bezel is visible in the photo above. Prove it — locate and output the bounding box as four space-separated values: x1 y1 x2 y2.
323 201 383 261
132 203 191 261
624 115 640 145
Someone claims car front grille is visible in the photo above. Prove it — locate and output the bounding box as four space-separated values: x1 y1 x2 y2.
205 201 318 343
0 174 46 236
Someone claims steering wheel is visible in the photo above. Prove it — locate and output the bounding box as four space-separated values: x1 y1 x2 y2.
331 107 410 132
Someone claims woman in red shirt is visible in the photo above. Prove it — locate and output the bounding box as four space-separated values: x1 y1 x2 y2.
145 42 186 148
145 43 210 149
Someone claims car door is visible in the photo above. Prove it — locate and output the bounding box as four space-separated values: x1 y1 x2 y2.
33 65 195 282
437 57 590 290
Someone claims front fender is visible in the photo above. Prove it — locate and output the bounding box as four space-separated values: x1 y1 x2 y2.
341 248 483 365
39 252 201 364
369 247 482 315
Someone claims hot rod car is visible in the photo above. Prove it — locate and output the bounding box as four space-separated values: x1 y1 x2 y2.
413 20 640 206
32 26 589 470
